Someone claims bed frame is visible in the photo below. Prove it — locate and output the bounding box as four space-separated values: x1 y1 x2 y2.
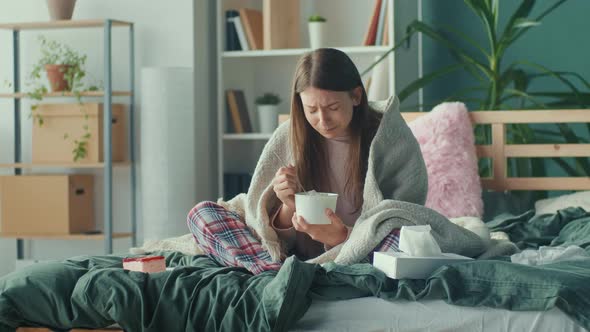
15 109 590 331
402 109 590 191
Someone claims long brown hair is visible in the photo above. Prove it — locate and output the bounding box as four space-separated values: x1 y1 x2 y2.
290 48 382 212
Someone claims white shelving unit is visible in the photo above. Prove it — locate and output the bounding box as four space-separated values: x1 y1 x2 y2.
216 0 420 197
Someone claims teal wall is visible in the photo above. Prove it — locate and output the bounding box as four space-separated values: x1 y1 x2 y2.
418 0 589 195
420 0 590 110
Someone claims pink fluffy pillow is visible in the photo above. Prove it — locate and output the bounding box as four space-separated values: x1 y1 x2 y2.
407 102 483 218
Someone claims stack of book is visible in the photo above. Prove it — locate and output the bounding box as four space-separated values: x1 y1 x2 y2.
224 172 253 200
363 0 390 46
225 8 263 51
226 89 252 133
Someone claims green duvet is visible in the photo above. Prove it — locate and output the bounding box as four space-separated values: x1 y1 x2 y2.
1 207 589 331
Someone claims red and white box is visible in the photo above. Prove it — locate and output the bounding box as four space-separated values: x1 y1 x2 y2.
123 256 166 273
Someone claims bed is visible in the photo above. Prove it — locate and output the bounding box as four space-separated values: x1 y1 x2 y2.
2 109 590 332
294 298 585 332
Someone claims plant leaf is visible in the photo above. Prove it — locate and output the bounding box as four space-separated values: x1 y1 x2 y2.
550 157 581 176
514 18 541 28
508 0 569 47
398 63 466 102
463 0 498 53
498 0 535 54
360 33 413 76
528 71 590 91
443 86 488 102
447 49 488 83
406 20 493 78
516 60 586 107
499 66 528 93
529 92 590 107
502 0 535 35
441 23 490 59
503 88 549 108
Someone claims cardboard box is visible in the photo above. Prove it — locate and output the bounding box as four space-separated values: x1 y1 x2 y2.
33 103 126 163
373 251 473 280
0 175 95 235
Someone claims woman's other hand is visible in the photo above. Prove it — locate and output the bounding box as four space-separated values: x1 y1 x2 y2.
292 208 348 247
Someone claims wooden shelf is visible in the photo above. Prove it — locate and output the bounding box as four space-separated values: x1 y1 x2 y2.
0 91 132 99
0 162 130 169
0 19 132 31
0 232 133 240
223 133 272 140
222 45 392 58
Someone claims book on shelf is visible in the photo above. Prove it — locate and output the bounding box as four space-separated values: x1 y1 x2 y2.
240 173 253 194
363 0 382 46
239 8 263 50
381 13 389 45
223 173 237 200
224 172 252 200
225 10 241 51
375 0 388 46
363 0 390 46
226 89 252 134
232 14 250 51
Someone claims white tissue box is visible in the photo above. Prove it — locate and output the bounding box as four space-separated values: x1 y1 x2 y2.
373 251 473 279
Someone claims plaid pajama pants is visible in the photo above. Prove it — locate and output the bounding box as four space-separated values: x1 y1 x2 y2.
187 201 401 275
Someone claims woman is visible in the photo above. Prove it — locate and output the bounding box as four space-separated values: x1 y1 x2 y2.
270 48 384 260
187 48 427 274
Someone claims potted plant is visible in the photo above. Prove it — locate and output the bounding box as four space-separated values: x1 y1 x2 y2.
46 0 77 21
255 93 282 133
27 35 99 161
308 15 327 49
361 0 589 198
29 35 87 93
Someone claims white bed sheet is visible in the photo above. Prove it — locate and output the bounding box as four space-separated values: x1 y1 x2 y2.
291 297 587 332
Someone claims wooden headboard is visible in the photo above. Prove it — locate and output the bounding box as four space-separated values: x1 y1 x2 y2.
401 110 590 191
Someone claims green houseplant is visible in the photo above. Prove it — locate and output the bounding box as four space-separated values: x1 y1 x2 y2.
255 93 282 133
308 15 327 49
308 15 327 23
27 35 100 161
362 0 589 190
255 92 281 106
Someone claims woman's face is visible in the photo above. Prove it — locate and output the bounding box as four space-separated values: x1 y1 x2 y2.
299 86 361 139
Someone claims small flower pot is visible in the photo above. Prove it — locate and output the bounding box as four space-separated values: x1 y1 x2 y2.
46 0 77 21
45 64 71 92
308 22 326 49
257 105 279 133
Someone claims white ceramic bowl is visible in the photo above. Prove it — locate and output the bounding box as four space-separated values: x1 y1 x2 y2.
295 192 338 225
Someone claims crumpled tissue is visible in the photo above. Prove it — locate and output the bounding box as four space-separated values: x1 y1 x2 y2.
511 245 589 266
399 225 442 257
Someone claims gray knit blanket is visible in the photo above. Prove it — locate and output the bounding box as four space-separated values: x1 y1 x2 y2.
217 96 487 264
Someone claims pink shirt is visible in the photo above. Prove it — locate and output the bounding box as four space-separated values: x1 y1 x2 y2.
271 136 361 260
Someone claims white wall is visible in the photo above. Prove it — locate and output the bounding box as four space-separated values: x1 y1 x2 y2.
0 0 214 276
